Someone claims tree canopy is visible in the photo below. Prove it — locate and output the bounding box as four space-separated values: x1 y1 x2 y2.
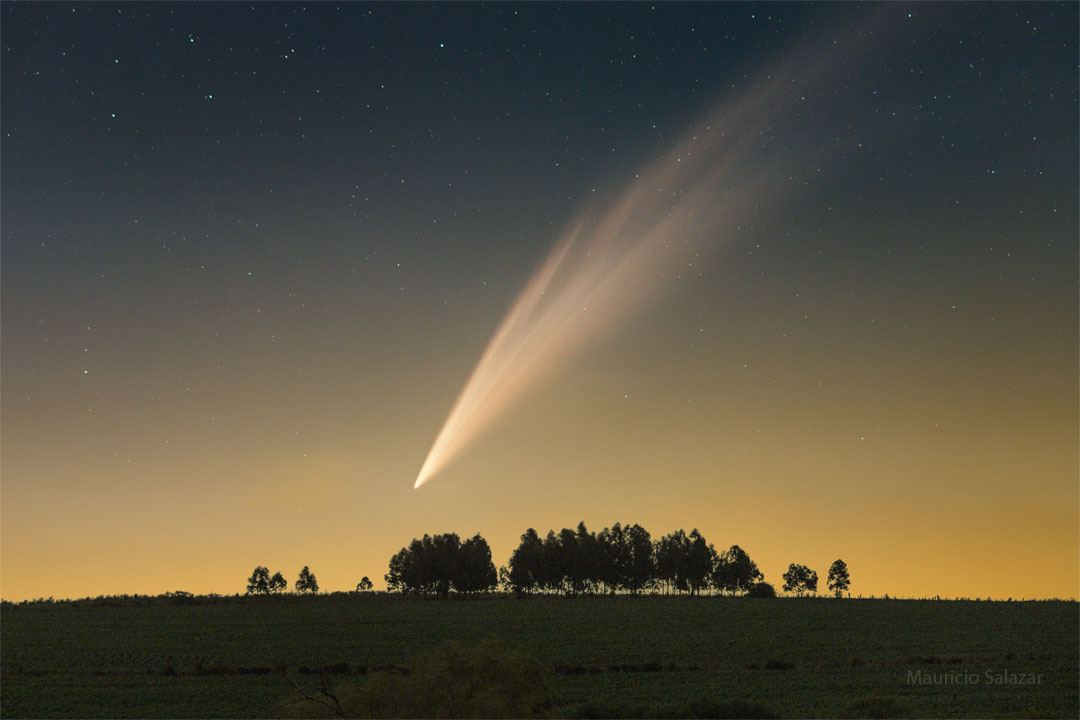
385 533 498 598
246 566 270 595
501 522 766 597
827 559 851 597
782 563 819 596
295 566 319 594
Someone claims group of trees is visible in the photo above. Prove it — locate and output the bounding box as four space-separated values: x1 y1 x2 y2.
504 522 766 596
384 523 852 599
246 565 319 595
385 533 498 598
245 527 853 599
781 559 851 597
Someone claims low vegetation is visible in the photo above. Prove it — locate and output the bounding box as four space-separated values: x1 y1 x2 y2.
2 594 1076 718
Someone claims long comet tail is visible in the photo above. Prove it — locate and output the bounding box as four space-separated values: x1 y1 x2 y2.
413 6 909 489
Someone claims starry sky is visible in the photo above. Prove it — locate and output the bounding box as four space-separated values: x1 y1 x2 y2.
2 2 1077 602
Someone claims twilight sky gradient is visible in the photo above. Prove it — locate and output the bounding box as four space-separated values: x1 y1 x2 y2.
2 2 1077 601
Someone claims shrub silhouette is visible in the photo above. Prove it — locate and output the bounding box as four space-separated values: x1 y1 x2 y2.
746 582 776 598
285 637 549 718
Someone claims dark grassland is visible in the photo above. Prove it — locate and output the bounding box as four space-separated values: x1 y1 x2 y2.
2 595 1077 718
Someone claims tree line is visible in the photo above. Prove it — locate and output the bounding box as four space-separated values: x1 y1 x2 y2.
381 522 852 599
385 533 498 599
245 565 320 594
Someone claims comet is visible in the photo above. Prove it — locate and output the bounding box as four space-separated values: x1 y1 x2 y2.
413 10 895 488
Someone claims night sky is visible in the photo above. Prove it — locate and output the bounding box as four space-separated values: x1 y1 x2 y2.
2 2 1077 601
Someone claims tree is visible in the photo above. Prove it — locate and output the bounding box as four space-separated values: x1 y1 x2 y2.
655 530 692 594
625 523 655 594
575 521 602 594
597 523 631 594
686 529 717 595
557 527 582 595
295 565 319 594
455 534 498 595
540 530 563 594
269 571 287 594
246 566 270 595
782 563 818 596
430 533 462 599
714 545 764 595
356 576 374 592
498 565 512 592
507 528 544 596
827 559 850 597
386 547 407 593
385 532 500 598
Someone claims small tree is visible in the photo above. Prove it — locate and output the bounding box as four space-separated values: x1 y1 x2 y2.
269 572 287 594
782 563 818 596
356 576 373 592
246 566 270 595
296 566 319 594
827 559 850 598
498 565 512 593
714 545 764 595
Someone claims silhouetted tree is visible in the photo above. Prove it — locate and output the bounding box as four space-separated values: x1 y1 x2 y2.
386 551 402 592
388 535 438 595
498 565 511 592
552 526 578 595
540 530 563 594
782 563 818 596
430 533 462 598
686 529 717 595
246 566 270 595
269 571 287 594
597 523 630 594
356 577 373 592
625 523 655 594
827 559 850 597
515 522 658 596
295 565 319 594
655 530 692 594
386 532 500 598
507 528 544 595
576 522 604 594
714 545 764 595
455 534 498 595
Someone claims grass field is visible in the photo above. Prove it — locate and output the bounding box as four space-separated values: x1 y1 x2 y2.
2 595 1077 718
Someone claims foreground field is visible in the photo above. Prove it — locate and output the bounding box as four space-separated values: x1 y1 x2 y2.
2 595 1077 718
